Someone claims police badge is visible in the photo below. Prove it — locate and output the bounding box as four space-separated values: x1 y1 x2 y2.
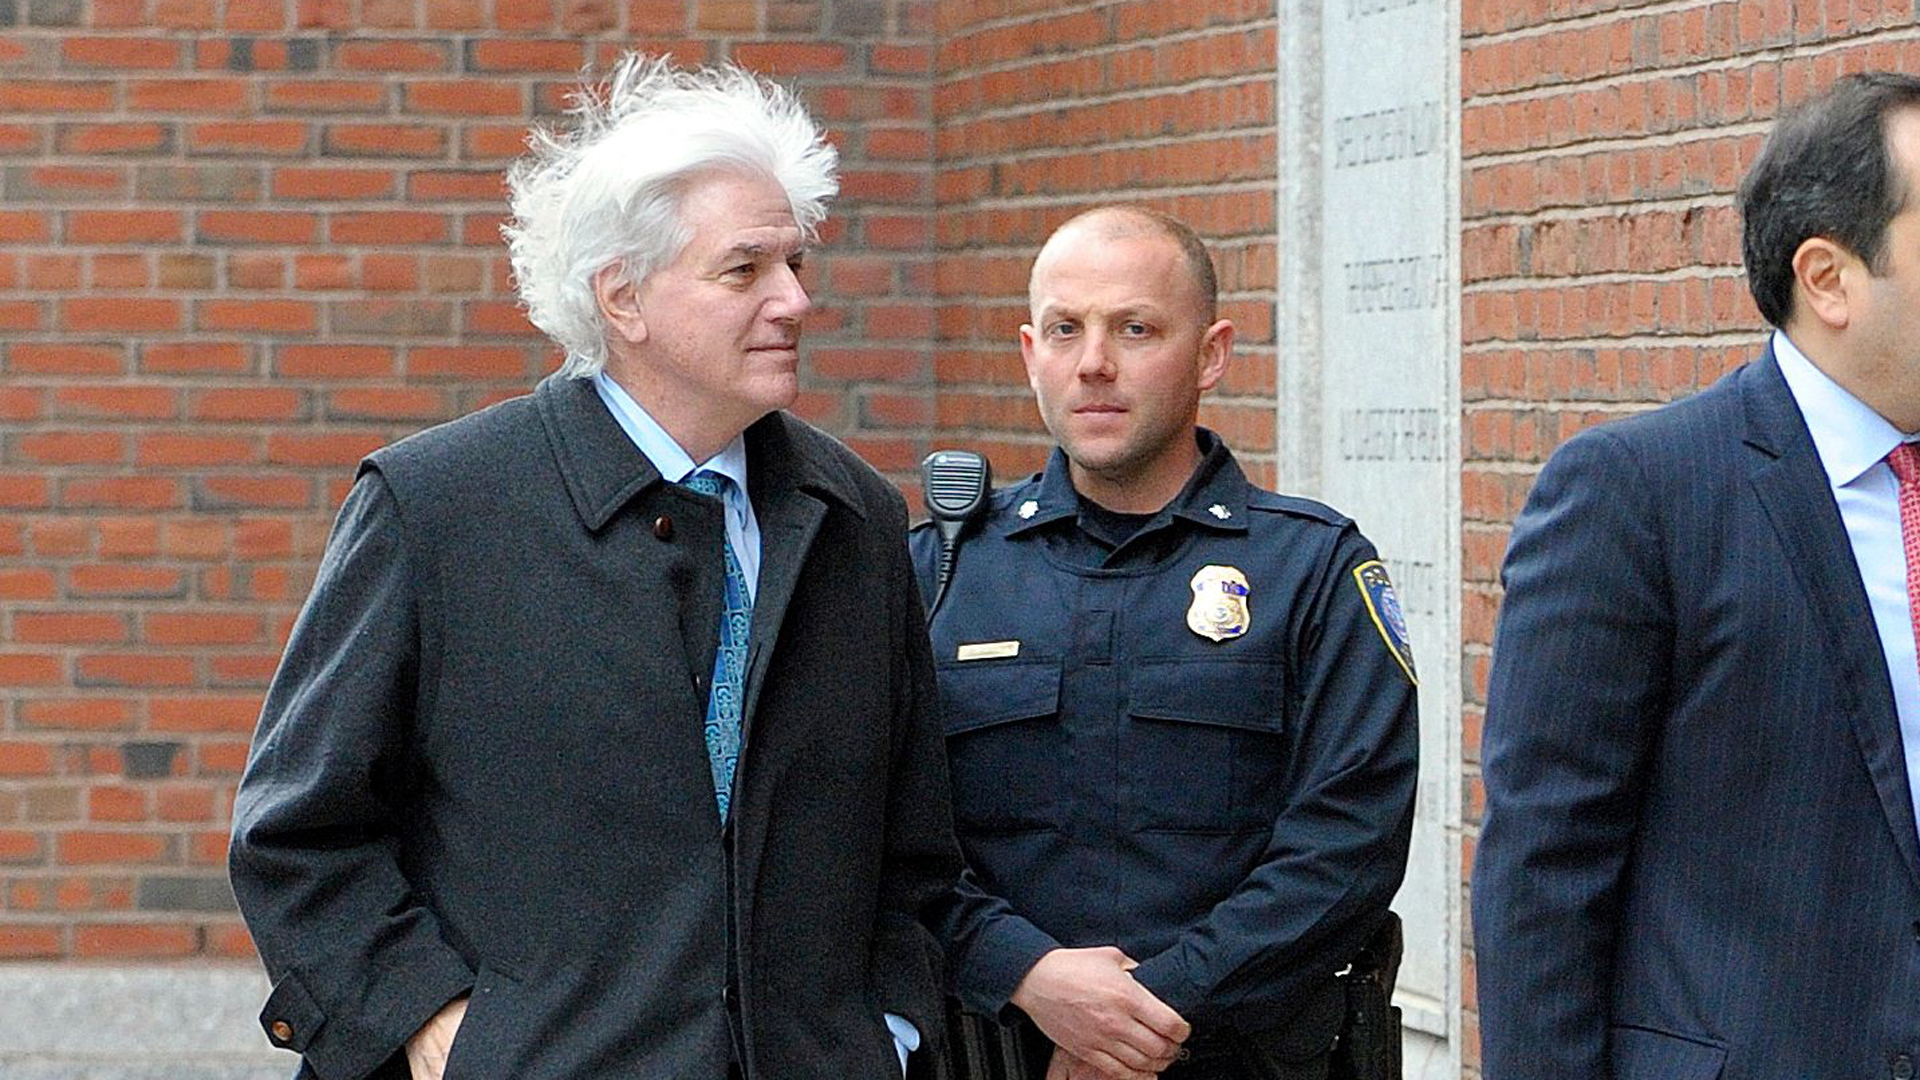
1187 564 1250 642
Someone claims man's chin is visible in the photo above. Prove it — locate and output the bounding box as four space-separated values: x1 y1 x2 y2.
1058 424 1134 462
757 375 801 414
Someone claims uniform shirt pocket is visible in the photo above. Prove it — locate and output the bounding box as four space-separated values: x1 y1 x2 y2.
936 657 1062 833
1125 658 1288 832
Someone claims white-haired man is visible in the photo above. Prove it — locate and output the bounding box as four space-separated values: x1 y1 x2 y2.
229 55 961 1080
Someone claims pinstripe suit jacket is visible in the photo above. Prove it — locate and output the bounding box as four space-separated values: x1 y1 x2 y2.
1472 345 1920 1080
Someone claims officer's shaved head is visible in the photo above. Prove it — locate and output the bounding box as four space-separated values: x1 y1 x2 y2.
1031 206 1219 324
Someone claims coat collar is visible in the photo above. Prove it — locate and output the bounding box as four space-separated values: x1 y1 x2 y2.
1007 427 1250 538
536 374 865 531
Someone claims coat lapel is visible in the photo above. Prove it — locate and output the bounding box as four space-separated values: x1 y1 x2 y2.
740 488 827 739
735 412 865 746
1741 346 1920 889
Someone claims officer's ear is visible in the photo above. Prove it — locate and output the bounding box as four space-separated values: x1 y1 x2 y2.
1019 322 1041 391
596 263 649 346
1196 319 1233 393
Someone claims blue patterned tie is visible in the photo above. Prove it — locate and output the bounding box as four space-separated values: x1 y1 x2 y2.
683 471 751 821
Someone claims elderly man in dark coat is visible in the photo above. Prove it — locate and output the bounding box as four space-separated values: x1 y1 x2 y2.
228 54 961 1080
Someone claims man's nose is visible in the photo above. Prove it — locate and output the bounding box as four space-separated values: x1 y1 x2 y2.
1075 331 1116 378
768 264 811 321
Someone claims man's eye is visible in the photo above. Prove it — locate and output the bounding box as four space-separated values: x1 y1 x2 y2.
1047 322 1078 337
1121 321 1151 337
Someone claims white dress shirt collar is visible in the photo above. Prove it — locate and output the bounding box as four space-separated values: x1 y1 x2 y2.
1772 329 1910 489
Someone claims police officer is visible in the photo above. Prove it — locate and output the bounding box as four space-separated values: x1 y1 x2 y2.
914 207 1418 1080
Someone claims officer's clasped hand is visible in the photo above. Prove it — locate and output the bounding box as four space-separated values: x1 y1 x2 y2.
1010 946 1190 1080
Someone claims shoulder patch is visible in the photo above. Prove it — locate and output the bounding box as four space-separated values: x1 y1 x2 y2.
1352 560 1417 685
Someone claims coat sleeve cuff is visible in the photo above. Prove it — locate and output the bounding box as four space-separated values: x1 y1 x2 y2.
1128 946 1199 1019
262 950 474 1080
957 915 1061 1019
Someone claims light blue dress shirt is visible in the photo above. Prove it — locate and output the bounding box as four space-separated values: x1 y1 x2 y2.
593 372 760 601
1775 330 1920 834
589 371 919 1074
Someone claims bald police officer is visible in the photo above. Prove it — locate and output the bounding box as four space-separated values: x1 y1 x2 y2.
916 207 1418 1080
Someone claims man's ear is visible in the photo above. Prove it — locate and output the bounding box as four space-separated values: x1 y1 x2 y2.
1791 237 1855 332
595 263 648 345
1196 319 1233 393
1019 323 1041 393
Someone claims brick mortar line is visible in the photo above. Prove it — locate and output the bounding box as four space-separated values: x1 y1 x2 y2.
1464 192 1736 226
1464 397 1712 413
940 161 1277 184
1462 117 1772 167
1462 264 1743 289
939 0 1127 39
1462 23 1920 107
934 175 1273 199
6 33 933 66
1459 330 1758 345
937 85 1276 133
933 17 1274 83
1462 0 1751 48
1461 333 1763 351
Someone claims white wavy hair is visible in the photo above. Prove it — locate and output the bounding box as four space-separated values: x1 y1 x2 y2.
503 53 839 378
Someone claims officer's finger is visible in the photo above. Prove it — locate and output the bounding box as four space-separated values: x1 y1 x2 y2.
1081 1048 1156 1080
1091 1027 1166 1073
1126 985 1190 1043
1066 1053 1138 1080
1108 1019 1177 1065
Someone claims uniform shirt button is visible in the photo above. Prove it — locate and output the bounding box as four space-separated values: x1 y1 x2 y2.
653 515 674 540
1893 1052 1915 1080
269 1019 294 1043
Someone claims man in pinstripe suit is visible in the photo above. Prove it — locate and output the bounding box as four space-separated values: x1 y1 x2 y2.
1473 73 1920 1079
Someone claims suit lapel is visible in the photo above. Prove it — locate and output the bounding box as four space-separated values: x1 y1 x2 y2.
1742 347 1920 889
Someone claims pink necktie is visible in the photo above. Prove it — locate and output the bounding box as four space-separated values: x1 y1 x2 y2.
1890 442 1920 682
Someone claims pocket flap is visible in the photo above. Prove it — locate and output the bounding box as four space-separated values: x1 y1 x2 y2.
935 658 1060 735
1128 658 1285 732
1609 1025 1727 1080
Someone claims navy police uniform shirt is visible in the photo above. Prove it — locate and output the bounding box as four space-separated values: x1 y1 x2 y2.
912 429 1418 1038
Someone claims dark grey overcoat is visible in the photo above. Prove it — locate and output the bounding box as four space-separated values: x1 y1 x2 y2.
229 373 960 1080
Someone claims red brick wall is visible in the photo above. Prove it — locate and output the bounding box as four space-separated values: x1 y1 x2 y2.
1458 6 1920 1072
931 0 1279 485
0 2 933 961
